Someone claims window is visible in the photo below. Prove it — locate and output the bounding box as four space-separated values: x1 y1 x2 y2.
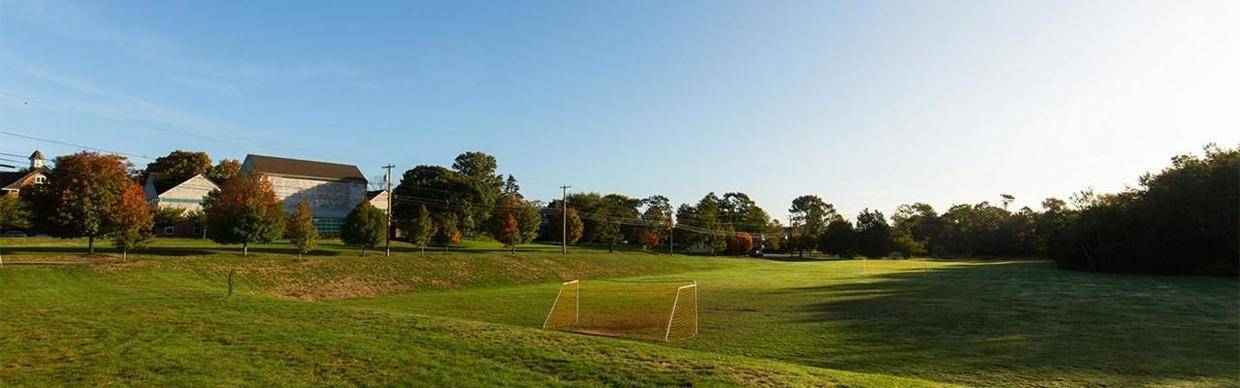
163 226 175 235
312 217 344 235
34 175 46 184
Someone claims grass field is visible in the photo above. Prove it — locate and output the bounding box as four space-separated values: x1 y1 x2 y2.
1 237 1236 386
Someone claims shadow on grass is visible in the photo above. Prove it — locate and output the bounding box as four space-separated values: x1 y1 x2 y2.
777 260 1239 386
757 254 852 262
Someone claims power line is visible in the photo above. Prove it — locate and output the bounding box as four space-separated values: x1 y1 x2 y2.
0 92 315 158
0 129 156 160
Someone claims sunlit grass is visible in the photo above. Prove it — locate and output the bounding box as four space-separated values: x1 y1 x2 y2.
1 238 1235 386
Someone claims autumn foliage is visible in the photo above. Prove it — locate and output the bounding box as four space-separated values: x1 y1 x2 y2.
640 231 661 249
728 232 754 255
110 182 154 259
202 173 285 255
496 213 520 253
22 152 133 254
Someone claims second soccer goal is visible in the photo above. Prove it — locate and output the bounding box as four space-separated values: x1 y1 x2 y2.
543 279 698 342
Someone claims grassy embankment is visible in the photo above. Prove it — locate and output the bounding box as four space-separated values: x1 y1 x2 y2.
2 237 1236 386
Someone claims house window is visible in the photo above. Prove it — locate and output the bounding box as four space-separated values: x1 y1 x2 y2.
163 226 175 235
34 175 46 184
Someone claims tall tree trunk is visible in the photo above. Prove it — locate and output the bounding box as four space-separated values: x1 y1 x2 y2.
420 246 425 256
361 247 366 256
88 236 95 255
122 249 127 261
243 242 249 256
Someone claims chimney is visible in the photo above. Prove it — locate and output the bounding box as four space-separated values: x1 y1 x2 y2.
29 150 45 169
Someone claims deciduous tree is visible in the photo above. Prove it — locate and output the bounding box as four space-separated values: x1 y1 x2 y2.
0 195 31 231
110 182 154 260
727 232 754 256
855 209 892 258
22 152 132 254
496 213 520 254
284 201 319 258
408 204 435 255
788 195 838 256
208 159 242 182
341 202 387 256
548 206 584 245
202 173 285 256
819 219 855 256
146 150 212 179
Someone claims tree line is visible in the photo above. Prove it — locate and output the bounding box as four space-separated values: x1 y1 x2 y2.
2 145 1234 275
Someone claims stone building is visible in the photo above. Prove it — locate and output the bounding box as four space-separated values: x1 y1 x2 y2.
240 154 368 234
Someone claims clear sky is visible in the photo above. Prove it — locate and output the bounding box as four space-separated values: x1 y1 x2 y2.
2 0 1237 220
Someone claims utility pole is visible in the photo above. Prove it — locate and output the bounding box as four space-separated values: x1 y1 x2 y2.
383 164 395 257
560 185 571 255
669 223 674 254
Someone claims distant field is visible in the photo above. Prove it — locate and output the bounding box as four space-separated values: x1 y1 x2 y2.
1 238 1236 386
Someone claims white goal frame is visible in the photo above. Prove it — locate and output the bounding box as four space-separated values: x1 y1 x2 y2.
664 282 698 341
543 279 698 342
543 280 579 329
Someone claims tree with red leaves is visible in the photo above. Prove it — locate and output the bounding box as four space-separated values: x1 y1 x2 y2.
497 212 520 254
728 232 754 256
110 182 153 260
22 152 133 255
639 231 661 251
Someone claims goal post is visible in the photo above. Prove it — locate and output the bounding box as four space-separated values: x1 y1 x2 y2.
664 282 698 341
543 280 579 330
543 279 699 342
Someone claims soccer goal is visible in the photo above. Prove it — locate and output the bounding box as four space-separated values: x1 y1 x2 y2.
543 279 698 342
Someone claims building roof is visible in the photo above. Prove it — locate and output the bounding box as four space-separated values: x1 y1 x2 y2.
30 150 43 160
244 154 367 182
0 171 24 189
147 173 217 195
366 190 387 200
0 168 49 190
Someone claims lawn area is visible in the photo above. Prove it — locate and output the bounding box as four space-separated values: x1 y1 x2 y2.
344 259 1239 387
1 237 1237 386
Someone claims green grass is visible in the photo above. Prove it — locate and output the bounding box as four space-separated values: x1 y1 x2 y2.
1 237 1236 386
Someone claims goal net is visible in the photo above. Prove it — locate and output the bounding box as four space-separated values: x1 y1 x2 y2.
543 279 698 342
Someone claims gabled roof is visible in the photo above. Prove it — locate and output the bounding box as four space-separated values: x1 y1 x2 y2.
243 154 366 182
147 173 217 195
366 190 386 200
0 167 49 190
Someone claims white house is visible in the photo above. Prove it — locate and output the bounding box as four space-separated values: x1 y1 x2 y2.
366 189 390 213
240 154 368 234
144 173 219 212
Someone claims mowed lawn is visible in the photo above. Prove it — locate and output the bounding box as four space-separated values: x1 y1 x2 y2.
2 238 1237 386
344 259 1240 387
0 238 936 387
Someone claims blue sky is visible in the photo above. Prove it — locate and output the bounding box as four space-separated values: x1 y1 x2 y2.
2 0 1237 219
